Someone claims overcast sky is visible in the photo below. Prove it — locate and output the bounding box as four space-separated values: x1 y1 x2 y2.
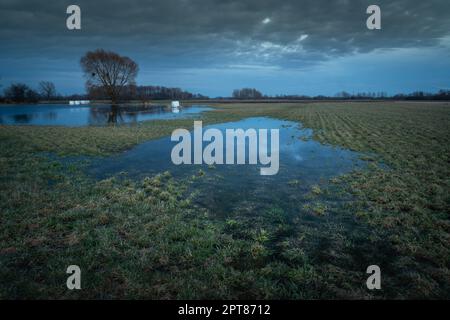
1 0 449 97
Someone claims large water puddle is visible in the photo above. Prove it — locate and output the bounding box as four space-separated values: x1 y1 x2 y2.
87 117 367 216
0 104 211 126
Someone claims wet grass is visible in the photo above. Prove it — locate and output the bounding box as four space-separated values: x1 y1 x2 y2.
0 101 449 299
215 102 450 298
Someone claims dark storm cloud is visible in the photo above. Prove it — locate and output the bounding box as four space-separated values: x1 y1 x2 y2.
1 0 449 68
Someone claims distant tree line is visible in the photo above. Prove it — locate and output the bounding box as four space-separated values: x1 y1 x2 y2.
331 90 450 100
134 85 208 101
392 90 450 101
2 83 39 103
335 91 388 99
87 84 208 101
0 82 59 103
232 88 264 99
0 82 206 103
331 90 450 101
227 88 450 101
2 81 450 104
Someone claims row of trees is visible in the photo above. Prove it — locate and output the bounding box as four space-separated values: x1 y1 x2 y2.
392 90 450 101
229 89 450 101
0 81 206 103
87 84 207 101
1 82 57 103
232 88 264 99
330 90 450 100
134 85 208 101
335 91 388 99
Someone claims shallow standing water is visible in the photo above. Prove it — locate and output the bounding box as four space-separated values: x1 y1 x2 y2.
0 104 212 126
87 117 367 216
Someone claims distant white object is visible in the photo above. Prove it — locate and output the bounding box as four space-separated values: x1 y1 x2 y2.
172 108 180 114
69 100 90 105
171 101 180 108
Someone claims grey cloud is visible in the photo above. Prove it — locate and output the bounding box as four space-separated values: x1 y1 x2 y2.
1 0 450 69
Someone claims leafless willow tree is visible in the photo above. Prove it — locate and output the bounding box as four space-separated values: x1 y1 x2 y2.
39 81 56 100
80 49 139 103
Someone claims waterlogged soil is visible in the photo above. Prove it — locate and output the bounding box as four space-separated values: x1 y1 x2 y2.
81 117 396 298
2 102 447 299
0 104 212 126
87 117 368 217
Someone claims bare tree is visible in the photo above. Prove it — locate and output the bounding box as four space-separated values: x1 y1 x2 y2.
39 81 56 100
80 49 138 103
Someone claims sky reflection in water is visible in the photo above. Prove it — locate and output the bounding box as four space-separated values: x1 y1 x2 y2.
0 104 212 126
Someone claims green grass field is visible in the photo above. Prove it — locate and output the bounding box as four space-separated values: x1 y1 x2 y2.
1 101 449 299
